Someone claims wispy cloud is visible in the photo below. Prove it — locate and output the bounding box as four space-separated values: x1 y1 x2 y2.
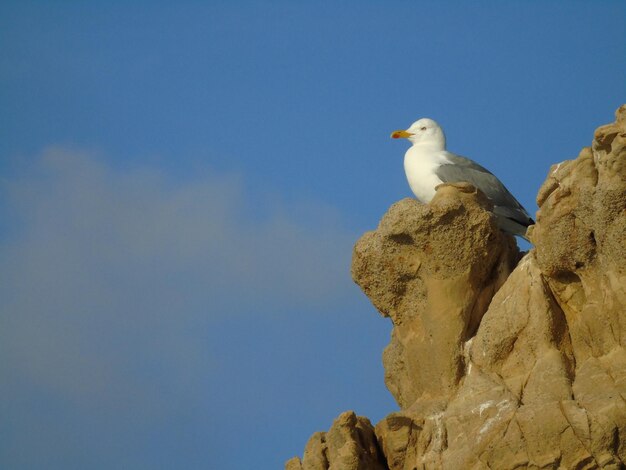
0 147 356 468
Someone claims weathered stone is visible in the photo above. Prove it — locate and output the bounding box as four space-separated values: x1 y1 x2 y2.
301 432 328 470
294 412 387 470
352 182 520 409
287 105 626 470
325 412 386 470
285 456 303 470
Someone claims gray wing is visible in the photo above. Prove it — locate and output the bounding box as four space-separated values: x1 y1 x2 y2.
436 152 534 237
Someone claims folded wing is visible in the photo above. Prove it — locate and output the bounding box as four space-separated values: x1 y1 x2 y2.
435 152 534 239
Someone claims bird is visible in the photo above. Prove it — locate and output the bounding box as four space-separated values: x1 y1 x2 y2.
391 118 534 240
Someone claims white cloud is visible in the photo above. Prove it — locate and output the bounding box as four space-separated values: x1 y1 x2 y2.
1 146 355 311
0 147 357 466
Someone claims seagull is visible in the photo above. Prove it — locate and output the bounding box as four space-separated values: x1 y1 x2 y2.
391 118 534 240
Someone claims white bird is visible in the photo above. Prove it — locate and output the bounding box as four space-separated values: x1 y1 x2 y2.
391 118 534 240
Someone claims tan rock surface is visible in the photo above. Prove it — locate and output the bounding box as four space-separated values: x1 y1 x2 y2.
287 411 387 470
287 106 626 469
351 183 520 409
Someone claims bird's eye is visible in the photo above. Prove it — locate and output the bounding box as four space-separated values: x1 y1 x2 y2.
420 127 427 131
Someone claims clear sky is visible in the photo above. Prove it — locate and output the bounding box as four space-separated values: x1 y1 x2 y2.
0 1 624 469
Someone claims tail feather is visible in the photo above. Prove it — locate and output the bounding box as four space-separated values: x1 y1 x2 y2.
495 214 533 242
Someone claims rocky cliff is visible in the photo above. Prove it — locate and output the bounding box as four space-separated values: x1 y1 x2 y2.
286 106 626 470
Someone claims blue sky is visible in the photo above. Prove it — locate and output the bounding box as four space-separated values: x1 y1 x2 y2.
0 1 624 469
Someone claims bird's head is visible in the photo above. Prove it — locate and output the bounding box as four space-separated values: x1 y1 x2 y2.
391 118 446 150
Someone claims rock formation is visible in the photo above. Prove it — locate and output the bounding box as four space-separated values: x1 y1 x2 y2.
287 106 626 469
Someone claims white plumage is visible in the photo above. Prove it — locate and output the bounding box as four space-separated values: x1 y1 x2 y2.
391 118 534 240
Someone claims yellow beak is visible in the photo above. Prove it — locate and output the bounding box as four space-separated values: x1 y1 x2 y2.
391 129 413 139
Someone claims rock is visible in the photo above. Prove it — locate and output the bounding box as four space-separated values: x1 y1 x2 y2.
287 106 626 469
285 457 304 470
351 182 520 409
288 412 386 470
